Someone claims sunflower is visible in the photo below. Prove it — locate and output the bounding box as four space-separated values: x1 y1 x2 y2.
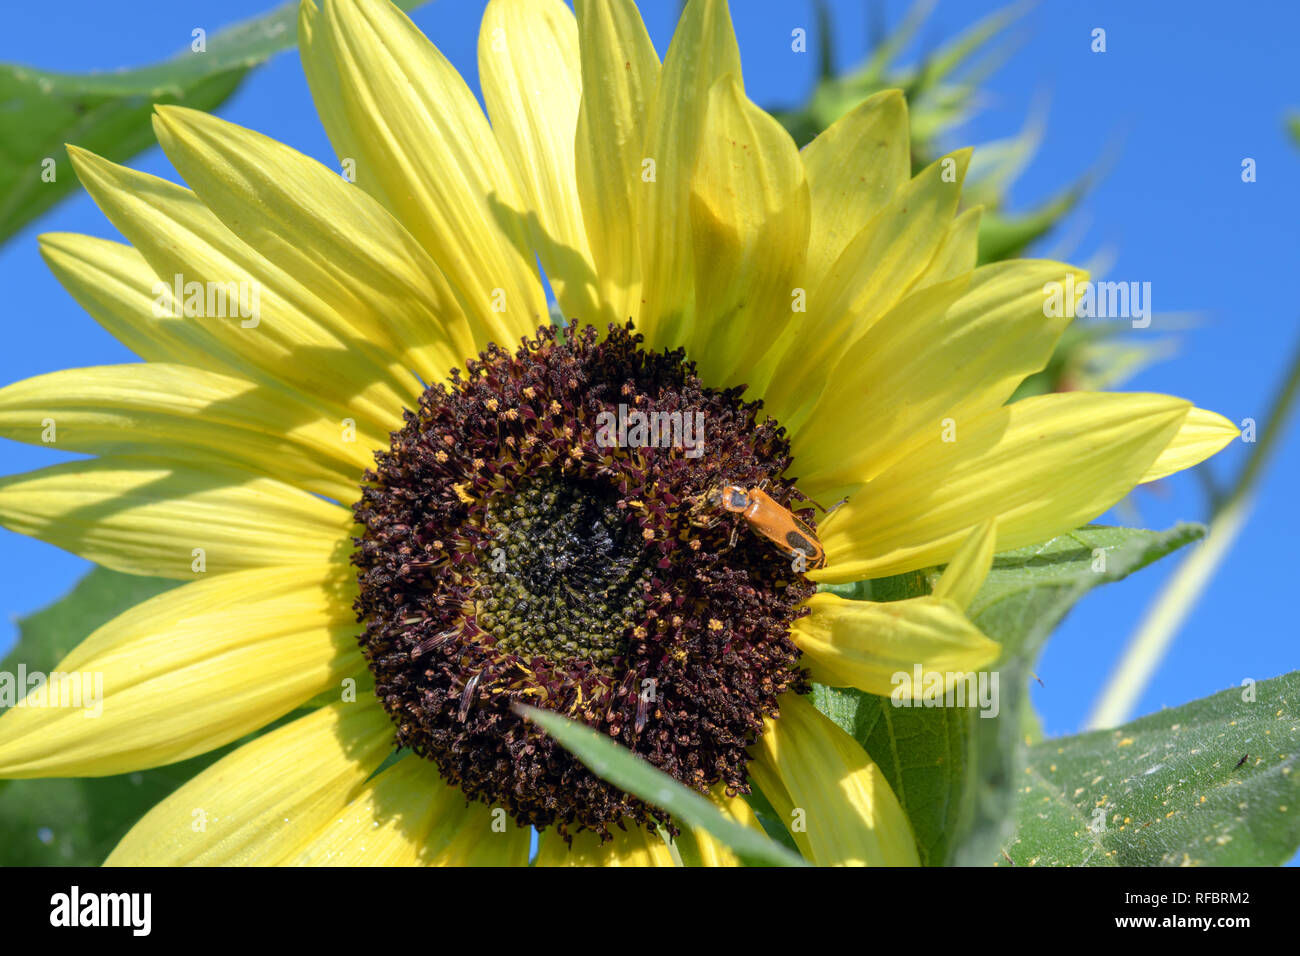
0 0 1236 867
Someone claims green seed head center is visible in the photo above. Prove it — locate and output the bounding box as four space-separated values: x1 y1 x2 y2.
477 473 652 668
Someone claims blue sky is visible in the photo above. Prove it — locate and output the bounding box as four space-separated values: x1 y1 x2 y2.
0 0 1295 785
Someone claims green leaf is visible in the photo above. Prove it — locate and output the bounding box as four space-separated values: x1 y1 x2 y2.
965 524 1206 662
1006 671 1300 866
0 0 426 244
0 67 243 243
517 704 807 867
952 524 1207 866
813 524 1205 866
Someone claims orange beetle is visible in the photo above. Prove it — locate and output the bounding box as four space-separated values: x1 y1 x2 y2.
707 483 826 570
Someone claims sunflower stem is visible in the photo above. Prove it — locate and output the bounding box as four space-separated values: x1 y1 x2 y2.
1086 332 1300 730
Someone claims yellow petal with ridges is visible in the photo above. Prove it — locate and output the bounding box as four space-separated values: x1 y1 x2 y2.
636 0 741 350
790 272 970 478
793 592 1000 697
815 145 971 323
748 694 918 866
766 149 973 425
299 0 369 195
308 0 547 343
295 756 531 866
535 825 674 866
684 74 809 387
916 204 984 289
678 784 763 867
0 567 363 778
149 106 480 386
106 701 393 866
0 457 352 579
1140 406 1240 483
0 364 370 502
420 793 532 867
479 0 598 323
932 518 998 611
813 392 1192 583
38 231 396 448
801 89 910 289
67 145 415 434
573 0 660 326
796 260 1085 492
293 758 438 866
38 234 201 367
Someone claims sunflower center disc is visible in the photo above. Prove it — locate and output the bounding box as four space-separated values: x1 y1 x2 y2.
352 324 814 838
479 473 652 667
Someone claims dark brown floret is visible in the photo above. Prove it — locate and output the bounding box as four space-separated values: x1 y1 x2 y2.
352 323 814 839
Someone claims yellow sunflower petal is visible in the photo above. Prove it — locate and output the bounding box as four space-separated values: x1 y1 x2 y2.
916 204 984 288
789 272 971 456
0 457 351 579
748 694 918 866
292 758 438 866
684 74 809 386
535 825 675 866
38 227 404 446
38 233 391 449
931 518 998 611
0 567 363 778
295 757 530 866
67 145 419 432
37 232 407 450
765 149 973 423
793 260 1085 492
298 0 372 200
573 0 660 325
800 89 910 289
420 792 532 867
1140 406 1240 483
636 0 741 349
678 784 763 867
479 0 598 322
149 105 480 384
307 0 547 343
815 145 971 325
814 392 1192 582
0 364 369 502
38 234 203 367
793 592 1000 697
105 701 392 865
